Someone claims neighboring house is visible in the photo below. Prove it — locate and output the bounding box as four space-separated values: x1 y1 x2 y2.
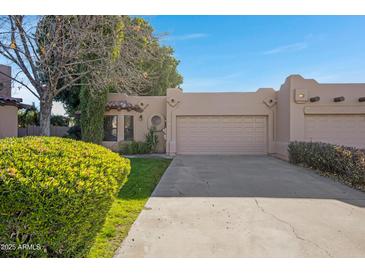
0 65 29 139
103 75 365 159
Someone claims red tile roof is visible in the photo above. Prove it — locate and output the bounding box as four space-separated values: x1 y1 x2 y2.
0 96 31 109
105 100 143 112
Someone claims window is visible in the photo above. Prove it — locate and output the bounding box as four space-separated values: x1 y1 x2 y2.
124 115 134 141
148 113 165 131
103 116 118 141
151 115 162 127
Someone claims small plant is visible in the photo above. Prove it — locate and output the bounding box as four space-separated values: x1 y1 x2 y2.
145 127 159 152
126 141 150 154
120 128 159 155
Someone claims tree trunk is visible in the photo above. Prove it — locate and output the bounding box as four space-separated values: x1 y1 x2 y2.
39 95 53 136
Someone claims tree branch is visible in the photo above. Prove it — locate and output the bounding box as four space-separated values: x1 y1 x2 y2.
8 16 41 96
0 69 40 99
13 16 40 84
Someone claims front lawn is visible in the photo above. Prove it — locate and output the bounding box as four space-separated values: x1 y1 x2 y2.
87 157 171 258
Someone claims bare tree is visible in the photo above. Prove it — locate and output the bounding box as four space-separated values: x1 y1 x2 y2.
0 15 159 136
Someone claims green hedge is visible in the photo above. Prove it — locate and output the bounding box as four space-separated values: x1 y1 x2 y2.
0 137 130 257
288 141 365 187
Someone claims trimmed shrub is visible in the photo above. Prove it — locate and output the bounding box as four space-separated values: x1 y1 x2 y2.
0 137 130 257
288 141 365 187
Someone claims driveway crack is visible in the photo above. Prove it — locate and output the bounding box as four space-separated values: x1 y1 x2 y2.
254 198 333 257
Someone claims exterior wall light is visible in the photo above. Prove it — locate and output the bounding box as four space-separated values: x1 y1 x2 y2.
294 89 308 103
333 96 345 102
309 96 320 102
359 97 365 102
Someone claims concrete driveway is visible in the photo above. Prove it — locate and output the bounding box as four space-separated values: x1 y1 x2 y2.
115 155 365 257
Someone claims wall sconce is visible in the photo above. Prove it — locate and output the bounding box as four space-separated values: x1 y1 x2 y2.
309 96 320 102
333 96 345 102
294 89 308 103
139 114 143 121
359 97 365 102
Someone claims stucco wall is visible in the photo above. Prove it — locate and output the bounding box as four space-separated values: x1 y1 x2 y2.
102 75 365 157
289 76 365 140
0 105 18 138
274 75 365 159
274 76 291 159
166 88 277 155
102 93 166 152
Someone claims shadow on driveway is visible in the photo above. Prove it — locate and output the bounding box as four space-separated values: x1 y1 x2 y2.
152 155 365 207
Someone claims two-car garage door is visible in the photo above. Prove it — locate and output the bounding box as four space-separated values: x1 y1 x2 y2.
175 114 365 155
305 114 365 148
176 115 267 155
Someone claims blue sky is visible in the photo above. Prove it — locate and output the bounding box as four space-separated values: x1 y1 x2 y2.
3 16 365 113
145 16 365 92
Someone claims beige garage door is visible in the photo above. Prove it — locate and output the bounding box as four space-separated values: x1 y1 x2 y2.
305 114 365 148
176 115 267 155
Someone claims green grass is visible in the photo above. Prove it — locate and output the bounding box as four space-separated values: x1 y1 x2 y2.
87 157 171 258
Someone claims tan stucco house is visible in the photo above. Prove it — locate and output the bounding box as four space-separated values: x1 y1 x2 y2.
0 65 29 139
103 75 365 159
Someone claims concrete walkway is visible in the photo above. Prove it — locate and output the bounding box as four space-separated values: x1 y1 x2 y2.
115 155 365 257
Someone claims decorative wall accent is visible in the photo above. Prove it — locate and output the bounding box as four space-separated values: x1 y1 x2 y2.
138 101 150 111
263 97 277 108
167 97 179 107
333 96 345 102
148 113 165 131
310 96 320 102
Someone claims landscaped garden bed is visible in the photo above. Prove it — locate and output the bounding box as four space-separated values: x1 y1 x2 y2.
288 141 365 191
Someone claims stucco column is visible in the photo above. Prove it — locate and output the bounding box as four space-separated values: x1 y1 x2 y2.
117 114 124 142
166 88 182 155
